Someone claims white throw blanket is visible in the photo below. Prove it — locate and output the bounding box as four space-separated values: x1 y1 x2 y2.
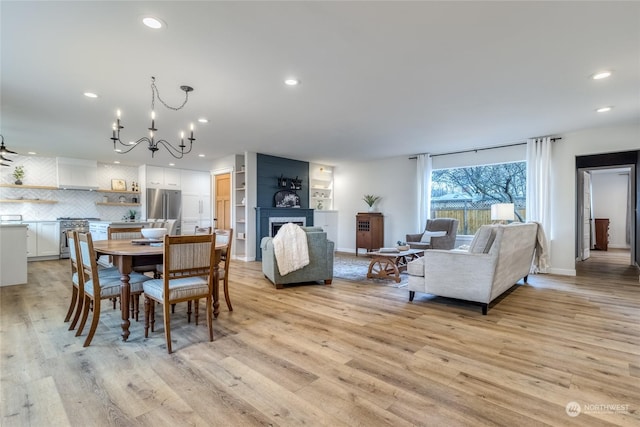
272 223 309 276
531 221 550 274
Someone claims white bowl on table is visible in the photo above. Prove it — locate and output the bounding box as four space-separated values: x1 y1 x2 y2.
141 228 167 240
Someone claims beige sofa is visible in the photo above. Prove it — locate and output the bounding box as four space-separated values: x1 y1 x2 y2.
406 222 539 314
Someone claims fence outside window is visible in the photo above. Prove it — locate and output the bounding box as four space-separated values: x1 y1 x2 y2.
432 198 526 236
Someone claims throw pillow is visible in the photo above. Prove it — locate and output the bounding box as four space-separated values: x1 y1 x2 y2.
420 230 447 243
469 225 497 253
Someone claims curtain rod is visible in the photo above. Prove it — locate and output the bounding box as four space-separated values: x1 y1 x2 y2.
409 137 562 159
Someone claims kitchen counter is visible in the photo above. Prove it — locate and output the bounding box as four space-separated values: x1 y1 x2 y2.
0 224 28 286
88 220 151 226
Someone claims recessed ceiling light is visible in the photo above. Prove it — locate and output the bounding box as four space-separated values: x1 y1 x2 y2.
84 92 98 98
198 154 205 158
113 160 120 164
114 148 122 153
591 70 613 80
142 16 165 29
284 78 300 86
596 106 613 113
198 118 209 123
169 163 175 167
28 151 37 155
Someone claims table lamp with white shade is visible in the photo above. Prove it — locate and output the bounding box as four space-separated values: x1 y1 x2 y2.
491 203 515 224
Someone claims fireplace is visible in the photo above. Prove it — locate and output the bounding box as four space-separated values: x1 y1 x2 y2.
269 216 306 236
255 207 314 261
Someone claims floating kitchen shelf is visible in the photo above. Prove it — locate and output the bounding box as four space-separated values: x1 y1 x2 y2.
96 202 141 206
0 184 58 190
0 184 140 194
97 189 140 194
0 199 58 204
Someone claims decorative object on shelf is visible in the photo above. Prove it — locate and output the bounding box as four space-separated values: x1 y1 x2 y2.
290 176 302 190
111 179 126 191
119 195 127 203
110 76 195 159
396 240 410 251
277 175 302 190
0 135 18 167
12 165 24 185
363 194 380 212
274 190 300 208
102 196 109 203
317 200 323 210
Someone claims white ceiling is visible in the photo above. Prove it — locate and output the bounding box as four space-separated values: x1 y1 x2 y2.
1 1 639 171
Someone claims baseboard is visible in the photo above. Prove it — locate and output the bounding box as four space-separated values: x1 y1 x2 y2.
608 244 631 249
548 267 577 276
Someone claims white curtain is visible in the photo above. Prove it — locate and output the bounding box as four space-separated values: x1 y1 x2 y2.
416 154 432 231
526 137 552 272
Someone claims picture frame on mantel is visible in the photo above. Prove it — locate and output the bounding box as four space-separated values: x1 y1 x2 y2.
111 179 126 191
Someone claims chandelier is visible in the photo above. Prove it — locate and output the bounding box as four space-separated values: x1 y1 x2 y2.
0 135 18 167
110 77 196 159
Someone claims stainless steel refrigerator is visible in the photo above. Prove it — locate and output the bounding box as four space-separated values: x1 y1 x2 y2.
146 188 182 235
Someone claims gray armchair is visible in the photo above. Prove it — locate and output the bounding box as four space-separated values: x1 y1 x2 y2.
261 226 334 289
406 218 459 250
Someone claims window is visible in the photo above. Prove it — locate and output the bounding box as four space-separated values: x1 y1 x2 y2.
431 161 526 235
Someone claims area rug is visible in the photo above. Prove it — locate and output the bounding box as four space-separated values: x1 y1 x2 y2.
333 253 409 288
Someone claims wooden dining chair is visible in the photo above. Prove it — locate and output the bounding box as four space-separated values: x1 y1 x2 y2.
216 228 234 311
142 233 216 353
108 226 159 317
193 228 233 321
65 231 120 331
195 226 212 234
75 231 152 347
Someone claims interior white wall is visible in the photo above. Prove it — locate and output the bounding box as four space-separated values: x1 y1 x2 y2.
551 123 639 275
333 156 416 253
591 171 630 249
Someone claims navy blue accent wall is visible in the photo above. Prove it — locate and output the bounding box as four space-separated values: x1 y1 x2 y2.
257 153 309 208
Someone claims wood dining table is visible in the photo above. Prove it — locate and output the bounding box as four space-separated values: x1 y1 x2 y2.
92 239 226 342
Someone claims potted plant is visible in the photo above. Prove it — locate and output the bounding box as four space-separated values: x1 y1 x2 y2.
362 194 380 212
12 166 24 185
128 209 137 221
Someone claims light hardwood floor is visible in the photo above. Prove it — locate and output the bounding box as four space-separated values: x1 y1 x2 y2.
1 252 638 426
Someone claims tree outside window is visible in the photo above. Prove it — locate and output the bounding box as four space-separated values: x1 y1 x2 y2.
431 161 526 235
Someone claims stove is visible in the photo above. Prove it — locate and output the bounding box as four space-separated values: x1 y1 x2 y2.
57 217 99 258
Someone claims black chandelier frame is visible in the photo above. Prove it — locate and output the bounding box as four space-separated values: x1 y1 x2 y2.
110 77 196 159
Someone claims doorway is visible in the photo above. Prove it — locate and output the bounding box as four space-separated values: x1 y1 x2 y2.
576 165 635 268
214 173 231 230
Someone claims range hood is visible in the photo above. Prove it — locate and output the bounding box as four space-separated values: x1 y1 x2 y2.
56 157 99 190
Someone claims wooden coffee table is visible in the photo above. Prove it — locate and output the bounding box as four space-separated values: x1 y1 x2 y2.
366 249 424 283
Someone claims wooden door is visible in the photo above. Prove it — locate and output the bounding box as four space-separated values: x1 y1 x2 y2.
215 173 231 230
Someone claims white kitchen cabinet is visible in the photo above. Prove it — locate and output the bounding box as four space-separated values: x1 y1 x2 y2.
0 225 28 286
143 165 181 189
181 170 211 231
26 221 60 258
314 210 338 249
